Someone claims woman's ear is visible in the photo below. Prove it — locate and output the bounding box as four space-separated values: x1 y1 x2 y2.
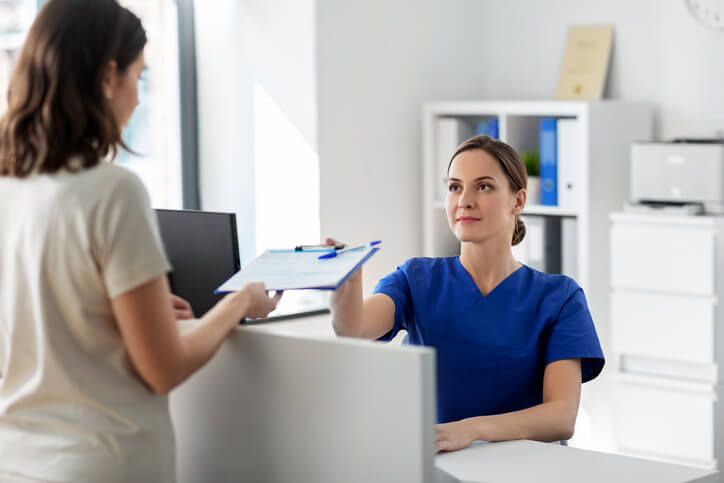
512 189 527 215
101 60 118 100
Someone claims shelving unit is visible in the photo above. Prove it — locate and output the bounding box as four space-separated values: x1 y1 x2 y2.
422 100 653 448
423 100 651 308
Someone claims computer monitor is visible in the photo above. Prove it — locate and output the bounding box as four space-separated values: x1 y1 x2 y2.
155 209 240 317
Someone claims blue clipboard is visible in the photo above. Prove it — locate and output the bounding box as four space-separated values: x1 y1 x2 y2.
215 245 380 292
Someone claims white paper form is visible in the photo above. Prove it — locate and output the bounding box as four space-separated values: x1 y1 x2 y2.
215 246 379 292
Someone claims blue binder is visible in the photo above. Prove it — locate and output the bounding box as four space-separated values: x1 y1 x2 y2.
488 118 499 139
476 118 499 139
540 118 558 206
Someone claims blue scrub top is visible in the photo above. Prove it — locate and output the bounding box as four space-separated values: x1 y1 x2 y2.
373 257 604 424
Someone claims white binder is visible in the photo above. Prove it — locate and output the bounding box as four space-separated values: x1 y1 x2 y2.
557 118 579 212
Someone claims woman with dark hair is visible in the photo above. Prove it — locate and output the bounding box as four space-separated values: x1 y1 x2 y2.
329 135 604 452
0 1 280 481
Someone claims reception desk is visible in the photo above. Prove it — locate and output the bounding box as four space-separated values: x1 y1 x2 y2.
170 317 718 483
435 440 718 483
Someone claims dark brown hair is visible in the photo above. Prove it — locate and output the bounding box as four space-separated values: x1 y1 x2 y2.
0 0 147 177
447 135 528 246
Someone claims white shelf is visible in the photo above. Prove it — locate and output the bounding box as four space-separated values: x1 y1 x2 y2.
425 99 591 118
523 204 577 217
430 201 577 218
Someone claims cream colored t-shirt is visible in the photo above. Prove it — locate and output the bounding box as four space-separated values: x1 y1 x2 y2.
0 162 174 482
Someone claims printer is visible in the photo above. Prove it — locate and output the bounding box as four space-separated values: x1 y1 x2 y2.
631 139 724 214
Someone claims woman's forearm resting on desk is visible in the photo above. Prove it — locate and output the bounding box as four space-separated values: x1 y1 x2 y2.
436 359 582 452
111 276 280 394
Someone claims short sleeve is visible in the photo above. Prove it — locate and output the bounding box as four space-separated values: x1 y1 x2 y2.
94 170 171 299
372 262 414 342
544 281 605 383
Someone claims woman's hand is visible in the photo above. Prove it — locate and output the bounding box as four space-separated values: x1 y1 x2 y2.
324 237 363 294
214 282 282 321
240 283 283 319
170 294 194 320
325 237 363 309
435 420 478 453
324 237 366 337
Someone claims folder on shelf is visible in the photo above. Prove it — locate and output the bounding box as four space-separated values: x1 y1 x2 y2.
514 215 561 274
476 118 499 139
557 118 579 212
561 217 578 279
215 245 380 292
489 118 499 139
540 118 558 206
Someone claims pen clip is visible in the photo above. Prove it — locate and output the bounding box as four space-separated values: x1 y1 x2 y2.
294 243 344 252
317 240 382 260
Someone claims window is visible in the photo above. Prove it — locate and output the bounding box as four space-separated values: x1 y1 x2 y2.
0 0 39 114
0 0 185 209
117 0 183 209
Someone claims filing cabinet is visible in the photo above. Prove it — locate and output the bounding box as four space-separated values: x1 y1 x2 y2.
610 212 724 470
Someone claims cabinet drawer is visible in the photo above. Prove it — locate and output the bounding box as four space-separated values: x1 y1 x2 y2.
613 374 716 467
612 291 716 364
611 222 715 295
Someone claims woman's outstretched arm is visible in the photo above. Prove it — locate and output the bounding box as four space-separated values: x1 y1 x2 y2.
111 276 281 394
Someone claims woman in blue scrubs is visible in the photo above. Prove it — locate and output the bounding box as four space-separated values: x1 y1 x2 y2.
328 135 604 453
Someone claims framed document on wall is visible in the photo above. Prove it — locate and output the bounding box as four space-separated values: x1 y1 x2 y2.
556 25 614 100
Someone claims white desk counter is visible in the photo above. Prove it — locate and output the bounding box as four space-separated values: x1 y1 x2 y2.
435 440 719 483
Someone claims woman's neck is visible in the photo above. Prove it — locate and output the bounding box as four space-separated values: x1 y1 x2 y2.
459 238 521 296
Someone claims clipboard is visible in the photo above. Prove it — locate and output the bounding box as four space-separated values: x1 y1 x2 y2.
215 245 380 292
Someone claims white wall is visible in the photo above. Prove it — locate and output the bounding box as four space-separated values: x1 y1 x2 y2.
317 0 492 291
318 0 724 290
475 0 724 140
194 0 316 264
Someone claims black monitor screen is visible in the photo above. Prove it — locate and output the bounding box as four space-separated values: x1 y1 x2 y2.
155 209 240 317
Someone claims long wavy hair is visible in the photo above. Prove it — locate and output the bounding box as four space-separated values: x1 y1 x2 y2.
0 0 146 177
448 135 528 246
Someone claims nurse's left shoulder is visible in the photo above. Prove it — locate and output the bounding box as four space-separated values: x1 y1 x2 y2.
522 266 585 303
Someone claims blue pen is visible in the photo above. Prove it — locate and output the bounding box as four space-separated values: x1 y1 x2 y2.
318 240 381 260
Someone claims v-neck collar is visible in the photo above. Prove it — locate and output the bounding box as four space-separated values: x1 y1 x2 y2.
453 256 526 300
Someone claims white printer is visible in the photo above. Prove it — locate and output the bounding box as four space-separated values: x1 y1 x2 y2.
631 139 724 214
